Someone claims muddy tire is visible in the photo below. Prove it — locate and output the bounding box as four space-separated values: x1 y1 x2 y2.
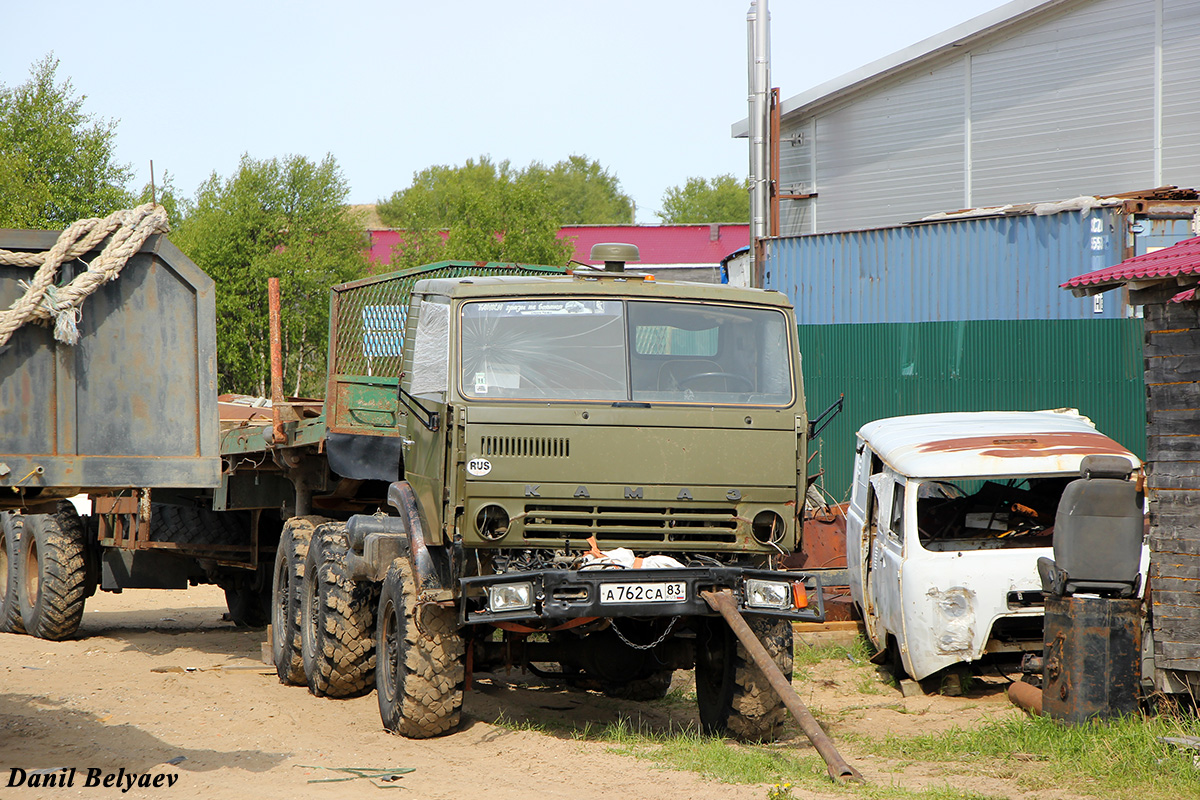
271 515 328 684
602 669 674 701
1 512 26 634
376 557 464 738
695 615 792 742
18 505 89 641
301 523 377 697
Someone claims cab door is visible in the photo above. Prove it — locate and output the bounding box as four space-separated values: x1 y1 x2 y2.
860 472 894 650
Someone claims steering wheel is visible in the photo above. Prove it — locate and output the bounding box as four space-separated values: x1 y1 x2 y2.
677 372 755 391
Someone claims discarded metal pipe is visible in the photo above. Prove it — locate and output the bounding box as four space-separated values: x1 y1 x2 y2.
268 277 284 445
1007 681 1043 716
701 589 863 783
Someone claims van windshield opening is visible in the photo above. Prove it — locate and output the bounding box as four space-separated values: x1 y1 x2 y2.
459 298 792 405
914 476 1074 551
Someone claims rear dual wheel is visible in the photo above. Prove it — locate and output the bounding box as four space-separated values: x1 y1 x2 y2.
301 522 377 698
271 515 328 684
18 504 90 641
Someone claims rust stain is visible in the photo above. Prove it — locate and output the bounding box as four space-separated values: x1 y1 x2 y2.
914 431 1133 460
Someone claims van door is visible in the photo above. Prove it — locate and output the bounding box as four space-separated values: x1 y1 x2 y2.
872 475 907 650
861 471 894 650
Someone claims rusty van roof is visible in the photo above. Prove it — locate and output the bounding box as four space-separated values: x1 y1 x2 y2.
857 410 1139 479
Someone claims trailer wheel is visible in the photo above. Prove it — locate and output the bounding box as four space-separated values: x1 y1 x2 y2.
271 515 328 684
376 557 464 738
1 512 26 634
301 523 377 697
18 504 89 641
695 614 792 742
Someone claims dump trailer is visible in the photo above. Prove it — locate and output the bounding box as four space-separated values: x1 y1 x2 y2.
208 250 832 741
0 221 270 639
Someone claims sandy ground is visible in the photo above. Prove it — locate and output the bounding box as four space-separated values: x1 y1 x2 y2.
0 587 1039 800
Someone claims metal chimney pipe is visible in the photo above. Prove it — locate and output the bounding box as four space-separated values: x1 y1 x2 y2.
747 0 771 287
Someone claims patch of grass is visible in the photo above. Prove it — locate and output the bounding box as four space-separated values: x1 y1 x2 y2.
568 716 1016 800
862 711 1200 800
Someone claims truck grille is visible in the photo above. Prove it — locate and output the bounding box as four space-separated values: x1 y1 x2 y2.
482 436 570 458
522 503 738 543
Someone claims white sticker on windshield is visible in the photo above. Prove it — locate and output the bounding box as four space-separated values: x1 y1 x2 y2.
474 373 488 394
467 458 492 476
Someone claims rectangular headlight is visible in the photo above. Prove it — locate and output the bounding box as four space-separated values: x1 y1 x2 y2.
487 582 533 612
745 578 791 610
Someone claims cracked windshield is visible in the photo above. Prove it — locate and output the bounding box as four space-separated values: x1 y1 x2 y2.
460 298 792 405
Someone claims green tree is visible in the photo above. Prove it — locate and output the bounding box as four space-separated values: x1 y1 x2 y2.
656 174 749 224
172 154 366 396
0 55 133 228
378 155 572 269
525 155 633 224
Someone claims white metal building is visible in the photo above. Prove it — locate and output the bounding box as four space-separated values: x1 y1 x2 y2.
735 0 1200 236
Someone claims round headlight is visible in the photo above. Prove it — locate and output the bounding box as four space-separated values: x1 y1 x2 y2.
751 509 786 545
476 504 510 541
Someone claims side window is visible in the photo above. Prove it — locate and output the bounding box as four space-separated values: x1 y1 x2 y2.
887 480 905 541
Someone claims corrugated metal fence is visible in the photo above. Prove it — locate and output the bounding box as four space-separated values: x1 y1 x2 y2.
764 209 1146 498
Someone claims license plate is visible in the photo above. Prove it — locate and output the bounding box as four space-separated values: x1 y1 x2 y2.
598 581 686 604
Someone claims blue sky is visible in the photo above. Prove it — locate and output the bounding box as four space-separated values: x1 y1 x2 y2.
2 1 1008 222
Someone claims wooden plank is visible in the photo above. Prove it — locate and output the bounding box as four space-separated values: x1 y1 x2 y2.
1145 301 1200 329
1154 654 1200 671
1155 641 1200 660
1152 559 1200 580
1153 617 1200 642
1145 355 1200 384
1148 382 1200 413
1147 408 1200 437
1146 465 1200 490
1132 284 1187 307
1151 541 1200 558
1148 488 1200 511
1150 576 1200 595
1145 329 1200 358
1146 435 1200 458
1152 590 1200 607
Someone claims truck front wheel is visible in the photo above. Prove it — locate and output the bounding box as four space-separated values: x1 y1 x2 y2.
18 504 89 641
301 522 377 697
376 557 465 738
271 515 328 684
695 614 792 742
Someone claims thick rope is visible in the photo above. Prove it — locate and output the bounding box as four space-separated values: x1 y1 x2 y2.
0 203 170 347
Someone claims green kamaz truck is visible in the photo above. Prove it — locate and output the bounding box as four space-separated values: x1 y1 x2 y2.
231 248 828 741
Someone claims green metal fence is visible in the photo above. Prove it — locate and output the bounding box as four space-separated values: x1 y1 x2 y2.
799 318 1146 500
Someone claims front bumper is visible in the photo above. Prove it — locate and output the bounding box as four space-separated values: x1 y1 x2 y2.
460 566 830 625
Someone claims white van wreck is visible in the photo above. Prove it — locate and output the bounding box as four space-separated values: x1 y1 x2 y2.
846 410 1146 681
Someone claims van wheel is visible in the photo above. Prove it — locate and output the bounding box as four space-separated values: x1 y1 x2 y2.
376 557 464 738
1 512 26 634
301 523 377 697
19 504 89 641
695 615 792 742
271 515 328 684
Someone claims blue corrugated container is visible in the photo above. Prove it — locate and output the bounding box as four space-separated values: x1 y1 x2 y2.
764 208 1128 324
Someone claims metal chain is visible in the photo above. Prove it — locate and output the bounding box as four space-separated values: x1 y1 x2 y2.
609 616 678 651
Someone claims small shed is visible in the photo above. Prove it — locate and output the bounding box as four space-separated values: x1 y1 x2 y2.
1063 234 1200 694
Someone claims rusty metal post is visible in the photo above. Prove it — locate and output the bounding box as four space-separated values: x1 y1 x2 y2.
701 589 863 783
268 277 284 446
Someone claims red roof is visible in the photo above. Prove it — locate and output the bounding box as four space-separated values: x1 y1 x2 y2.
365 225 749 268
558 225 749 266
1062 235 1200 290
